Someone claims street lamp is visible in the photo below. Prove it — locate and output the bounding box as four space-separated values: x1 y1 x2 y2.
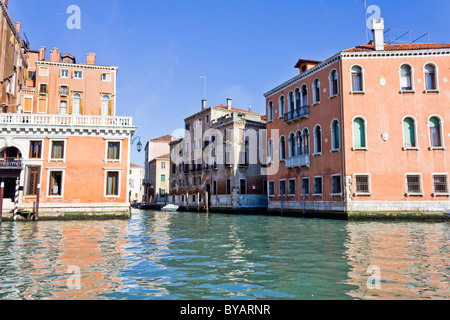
132 136 143 153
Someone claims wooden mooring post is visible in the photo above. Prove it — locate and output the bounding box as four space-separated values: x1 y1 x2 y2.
13 179 19 221
0 182 4 222
34 184 40 221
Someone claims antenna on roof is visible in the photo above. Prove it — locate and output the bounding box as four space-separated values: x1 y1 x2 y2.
383 28 430 44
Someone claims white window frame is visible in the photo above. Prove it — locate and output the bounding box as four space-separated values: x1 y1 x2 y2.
60 69 69 78
431 173 450 197
351 116 369 151
29 139 44 160
104 168 122 198
101 72 111 82
353 173 372 196
279 95 286 119
104 139 123 164
22 95 34 113
427 115 446 150
59 84 69 97
330 174 343 196
73 70 83 79
329 69 339 98
267 101 274 122
405 173 424 197
268 180 275 197
330 119 340 152
312 78 321 106
401 115 420 151
313 124 322 156
48 138 67 163
423 62 439 93
350 64 366 94
399 63 415 93
287 178 296 197
46 167 66 198
278 179 286 197
301 177 310 196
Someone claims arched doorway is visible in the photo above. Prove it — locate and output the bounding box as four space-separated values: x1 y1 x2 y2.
0 147 23 202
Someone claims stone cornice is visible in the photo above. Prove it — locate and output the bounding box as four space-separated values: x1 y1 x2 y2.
35 60 119 71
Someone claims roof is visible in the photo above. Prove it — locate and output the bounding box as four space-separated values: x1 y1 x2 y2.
157 153 171 159
343 42 450 53
212 105 259 115
130 163 144 168
294 58 322 69
149 135 177 142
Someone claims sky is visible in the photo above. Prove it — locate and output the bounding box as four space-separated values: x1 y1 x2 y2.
7 0 450 165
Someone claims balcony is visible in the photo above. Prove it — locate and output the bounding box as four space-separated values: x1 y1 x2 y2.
284 106 310 124
0 157 23 169
285 155 310 168
0 114 133 128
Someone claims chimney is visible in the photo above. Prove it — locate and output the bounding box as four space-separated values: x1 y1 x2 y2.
227 98 232 110
202 99 206 110
39 47 46 61
15 22 21 33
86 52 96 65
50 48 61 62
371 18 385 51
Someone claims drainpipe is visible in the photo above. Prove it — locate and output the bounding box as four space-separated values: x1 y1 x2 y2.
338 55 348 214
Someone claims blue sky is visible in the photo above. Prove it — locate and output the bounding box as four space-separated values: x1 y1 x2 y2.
8 0 450 165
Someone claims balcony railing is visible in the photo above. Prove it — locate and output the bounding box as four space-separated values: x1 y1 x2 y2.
285 155 310 168
0 114 133 127
284 106 310 123
0 157 23 169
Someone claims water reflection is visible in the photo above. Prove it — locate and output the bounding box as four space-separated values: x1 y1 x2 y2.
0 210 448 300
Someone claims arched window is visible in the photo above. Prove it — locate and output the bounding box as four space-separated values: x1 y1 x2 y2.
101 95 111 116
402 117 417 148
280 136 286 160
331 120 340 150
288 133 296 157
268 101 273 121
351 66 363 92
424 64 437 91
330 70 338 96
295 131 302 156
301 85 308 106
72 93 82 115
313 79 320 104
301 128 310 155
314 125 322 154
289 91 295 112
295 88 301 109
429 116 443 148
268 139 274 163
353 117 367 149
279 96 285 117
400 64 413 91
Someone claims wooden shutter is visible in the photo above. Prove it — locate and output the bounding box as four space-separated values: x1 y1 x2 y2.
108 100 113 116
80 98 84 115
24 97 32 113
69 98 73 115
38 99 46 113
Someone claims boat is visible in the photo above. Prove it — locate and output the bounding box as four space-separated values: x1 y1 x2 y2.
161 204 179 212
443 209 450 217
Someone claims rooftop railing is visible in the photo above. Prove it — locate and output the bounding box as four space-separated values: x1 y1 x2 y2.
0 114 133 127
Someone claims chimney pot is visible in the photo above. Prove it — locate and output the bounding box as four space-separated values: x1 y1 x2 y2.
86 52 96 65
202 99 206 110
227 98 232 110
39 47 46 61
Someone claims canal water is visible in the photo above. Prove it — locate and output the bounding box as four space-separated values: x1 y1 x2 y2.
0 210 448 300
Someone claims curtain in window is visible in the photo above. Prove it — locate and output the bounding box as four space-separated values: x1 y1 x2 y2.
107 172 119 195
351 66 363 92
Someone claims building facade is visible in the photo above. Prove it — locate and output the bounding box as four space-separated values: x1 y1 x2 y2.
129 163 144 204
264 19 450 215
169 99 268 212
0 2 136 219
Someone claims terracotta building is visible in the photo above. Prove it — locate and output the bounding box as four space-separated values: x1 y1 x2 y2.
0 2 136 219
169 99 268 212
264 18 449 215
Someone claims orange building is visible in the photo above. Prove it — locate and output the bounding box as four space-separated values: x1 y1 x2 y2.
264 19 449 215
0 2 136 219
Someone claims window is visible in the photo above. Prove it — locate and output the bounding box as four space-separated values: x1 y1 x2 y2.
330 70 339 96
263 179 268 195
288 133 296 157
295 88 301 109
301 85 308 106
314 125 322 154
288 179 296 195
332 175 342 195
39 84 48 94
240 179 247 195
268 101 273 122
355 175 370 194
61 69 69 78
400 64 413 91
314 177 323 195
353 117 367 149
313 79 320 104
289 91 295 112
29 141 42 159
351 66 363 92
72 93 82 115
74 71 82 79
301 178 310 196
406 174 422 195
25 166 41 196
268 181 275 197
301 129 309 155
106 172 119 196
27 71 36 80
39 67 48 76
38 98 47 113
432 174 449 195
51 141 64 160
161 174 166 183
226 179 231 195
49 171 63 197
279 180 286 196
60 85 68 96
101 95 111 116
107 142 120 160
213 181 217 195
280 136 286 160
279 96 285 117
402 117 417 149
161 162 166 169
429 116 443 148
424 64 437 91
331 120 340 150
102 73 111 81
60 101 67 115
268 139 274 163
23 97 33 113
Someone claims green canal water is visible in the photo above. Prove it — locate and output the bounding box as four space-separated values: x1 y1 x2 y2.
0 209 448 300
